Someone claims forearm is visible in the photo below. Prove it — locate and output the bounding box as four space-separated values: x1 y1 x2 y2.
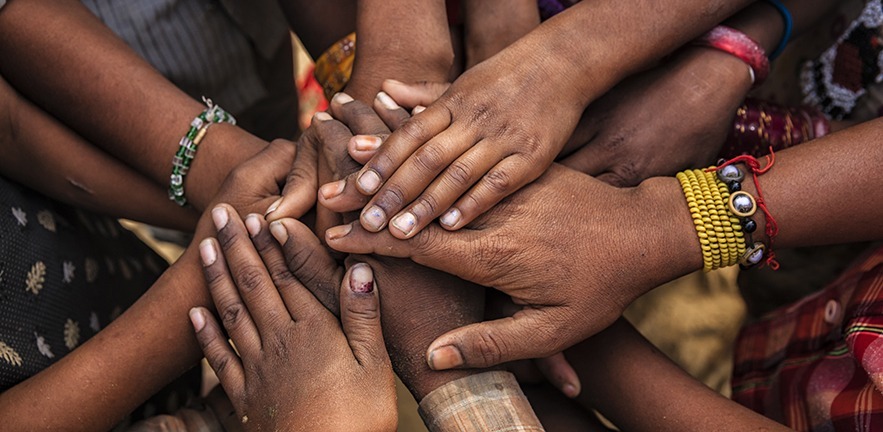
536 0 754 106
0 248 208 431
570 319 787 431
0 84 198 231
348 0 453 101
464 0 539 67
0 0 266 211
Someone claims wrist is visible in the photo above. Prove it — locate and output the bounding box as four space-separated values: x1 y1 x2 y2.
675 47 754 97
634 176 705 279
183 124 267 211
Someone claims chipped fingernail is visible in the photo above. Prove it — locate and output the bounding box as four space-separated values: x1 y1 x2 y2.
413 105 426 115
440 208 461 228
313 111 332 122
265 197 283 216
211 206 229 230
353 135 382 152
428 346 464 370
391 212 417 236
319 180 346 200
350 264 374 293
357 170 382 194
326 223 353 240
332 92 354 105
199 238 217 266
269 221 288 245
188 308 205 332
376 91 400 110
361 205 387 231
245 214 262 237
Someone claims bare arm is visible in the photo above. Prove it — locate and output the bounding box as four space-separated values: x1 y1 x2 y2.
0 0 267 212
570 319 789 431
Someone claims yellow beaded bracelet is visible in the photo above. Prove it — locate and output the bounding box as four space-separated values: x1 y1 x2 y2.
676 168 748 272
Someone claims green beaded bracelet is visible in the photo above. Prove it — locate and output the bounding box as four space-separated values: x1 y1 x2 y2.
169 97 236 206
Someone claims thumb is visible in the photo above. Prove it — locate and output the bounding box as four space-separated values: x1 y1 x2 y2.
382 79 450 108
425 309 556 370
339 263 389 366
266 137 318 221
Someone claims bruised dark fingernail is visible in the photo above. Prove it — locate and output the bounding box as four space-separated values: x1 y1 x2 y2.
211 206 229 230
326 223 353 240
413 105 426 115
313 111 332 122
440 208 461 228
361 205 387 231
375 91 400 110
265 197 283 216
428 346 464 370
353 135 382 152
320 180 346 200
199 238 217 266
332 92 354 105
245 214 261 237
357 170 382 194
391 212 417 237
269 221 288 245
349 263 374 293
188 308 205 332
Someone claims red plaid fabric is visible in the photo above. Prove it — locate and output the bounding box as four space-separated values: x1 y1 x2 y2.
733 245 883 431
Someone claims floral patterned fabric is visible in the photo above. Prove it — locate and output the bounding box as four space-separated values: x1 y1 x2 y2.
0 175 198 423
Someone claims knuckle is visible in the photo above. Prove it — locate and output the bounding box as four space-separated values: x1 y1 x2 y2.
379 184 407 209
610 163 642 187
412 194 440 218
345 301 380 322
412 144 447 173
235 265 267 293
399 117 430 142
470 329 507 366
482 169 513 194
209 352 234 376
222 302 247 329
445 160 473 188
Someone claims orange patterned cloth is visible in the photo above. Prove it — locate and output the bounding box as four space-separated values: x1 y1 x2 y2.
314 32 356 102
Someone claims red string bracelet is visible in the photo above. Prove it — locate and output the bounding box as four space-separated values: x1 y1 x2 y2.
707 148 780 270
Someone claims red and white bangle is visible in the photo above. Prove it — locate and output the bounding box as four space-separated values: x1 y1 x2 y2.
693 25 770 88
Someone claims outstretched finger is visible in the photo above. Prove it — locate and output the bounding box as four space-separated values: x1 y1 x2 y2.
425 308 559 370
189 307 246 403
339 263 389 366
199 236 261 358
440 154 534 231
329 93 390 137
270 218 345 316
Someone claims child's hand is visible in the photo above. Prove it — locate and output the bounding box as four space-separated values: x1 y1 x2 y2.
190 206 397 431
349 43 587 239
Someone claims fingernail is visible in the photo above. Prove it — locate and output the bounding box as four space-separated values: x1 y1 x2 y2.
199 238 217 266
314 111 332 122
361 205 387 231
427 346 464 370
211 206 229 230
357 170 382 194
391 212 417 236
332 92 354 105
319 180 346 200
269 221 288 244
349 264 374 293
245 214 261 237
326 223 353 240
188 308 205 332
413 105 426 115
265 197 283 216
353 135 382 152
440 208 461 228
562 383 579 398
375 91 400 110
